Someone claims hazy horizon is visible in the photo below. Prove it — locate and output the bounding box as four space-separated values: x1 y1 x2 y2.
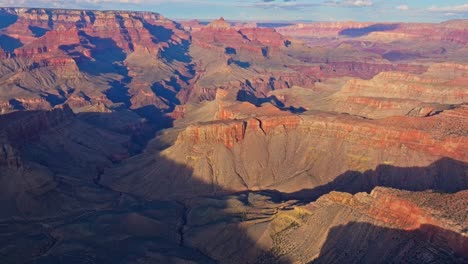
0 1 467 23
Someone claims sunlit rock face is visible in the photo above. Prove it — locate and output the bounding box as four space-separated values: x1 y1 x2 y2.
0 7 467 264
0 7 191 112
103 104 468 200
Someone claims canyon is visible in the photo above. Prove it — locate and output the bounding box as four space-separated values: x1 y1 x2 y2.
0 7 467 264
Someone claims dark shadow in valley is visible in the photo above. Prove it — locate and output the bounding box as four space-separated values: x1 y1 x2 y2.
261 47 269 58
237 90 306 113
228 58 251 69
140 19 192 64
133 105 175 127
85 11 96 24
41 93 66 107
140 20 194 109
339 24 399 37
106 77 132 108
75 31 128 75
0 35 23 52
286 106 307 113
7 99 25 110
28 26 49 37
0 11 17 29
309 222 467 264
143 22 174 43
115 14 134 51
383 51 422 61
225 47 237 55
237 90 285 107
61 32 133 107
151 77 182 112
44 9 54 29
77 109 173 157
280 157 468 203
161 39 192 63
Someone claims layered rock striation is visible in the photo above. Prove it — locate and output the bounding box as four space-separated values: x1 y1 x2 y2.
103 104 468 199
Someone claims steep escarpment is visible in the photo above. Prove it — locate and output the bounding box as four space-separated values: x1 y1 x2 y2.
319 63 468 118
103 104 468 200
266 62 468 119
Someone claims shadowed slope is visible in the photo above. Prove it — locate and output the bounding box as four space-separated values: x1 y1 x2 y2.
0 9 17 29
339 24 399 37
311 223 466 264
284 157 467 203
0 35 22 52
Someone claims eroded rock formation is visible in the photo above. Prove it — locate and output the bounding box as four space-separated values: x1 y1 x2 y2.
1 7 467 264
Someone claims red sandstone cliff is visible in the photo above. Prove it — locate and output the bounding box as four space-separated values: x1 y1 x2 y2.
103 104 468 199
0 8 191 112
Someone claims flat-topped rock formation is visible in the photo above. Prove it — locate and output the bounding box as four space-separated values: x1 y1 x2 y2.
103 104 468 200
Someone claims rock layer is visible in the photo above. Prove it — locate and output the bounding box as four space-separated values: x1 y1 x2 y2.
103 104 468 199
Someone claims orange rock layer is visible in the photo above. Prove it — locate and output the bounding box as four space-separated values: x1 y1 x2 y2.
175 106 467 161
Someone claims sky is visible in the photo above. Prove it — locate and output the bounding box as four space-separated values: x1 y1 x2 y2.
0 0 467 22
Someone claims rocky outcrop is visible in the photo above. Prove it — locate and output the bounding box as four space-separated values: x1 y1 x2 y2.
103 105 468 199
322 64 468 118
207 17 231 29
192 24 247 50
180 19 203 31
1 8 187 53
340 71 467 102
13 28 80 58
177 115 303 148
175 105 467 157
192 19 289 58
239 28 286 48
